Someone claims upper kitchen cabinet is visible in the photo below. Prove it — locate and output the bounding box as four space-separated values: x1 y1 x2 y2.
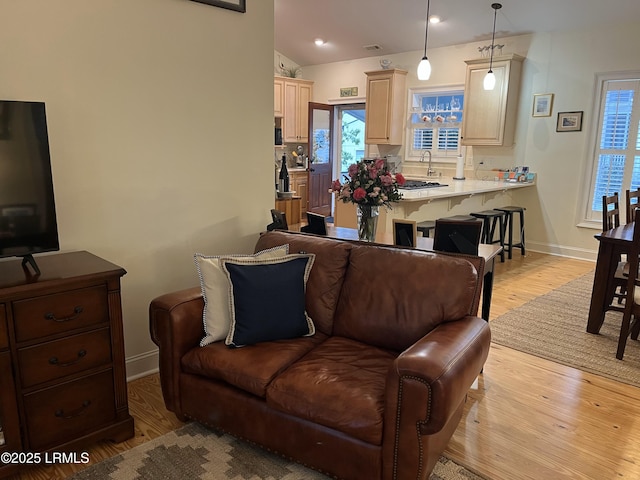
461 54 525 147
365 69 407 145
274 78 284 117
281 77 314 143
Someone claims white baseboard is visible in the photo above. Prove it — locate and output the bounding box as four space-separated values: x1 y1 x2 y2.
523 241 597 263
126 349 159 381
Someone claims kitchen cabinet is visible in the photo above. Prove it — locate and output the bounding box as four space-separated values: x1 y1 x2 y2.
365 69 407 145
0 252 134 478
290 170 308 217
274 78 284 118
281 77 314 143
275 196 302 225
461 54 525 147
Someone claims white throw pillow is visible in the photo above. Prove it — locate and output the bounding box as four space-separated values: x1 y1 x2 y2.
194 244 289 346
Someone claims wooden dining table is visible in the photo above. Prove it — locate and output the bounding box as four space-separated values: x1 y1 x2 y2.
288 225 503 322
587 222 635 334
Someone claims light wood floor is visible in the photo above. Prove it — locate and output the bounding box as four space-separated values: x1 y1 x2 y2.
11 251 640 480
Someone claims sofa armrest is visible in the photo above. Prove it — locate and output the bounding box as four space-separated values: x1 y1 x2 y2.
149 286 204 416
382 316 490 480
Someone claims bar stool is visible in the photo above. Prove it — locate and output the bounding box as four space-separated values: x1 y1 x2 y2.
416 220 435 237
418 215 476 237
470 209 506 262
495 206 526 259
441 215 476 221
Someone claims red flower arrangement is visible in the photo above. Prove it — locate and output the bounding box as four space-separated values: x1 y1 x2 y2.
330 158 405 208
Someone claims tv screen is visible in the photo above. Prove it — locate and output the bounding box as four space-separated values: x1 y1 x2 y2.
0 100 59 266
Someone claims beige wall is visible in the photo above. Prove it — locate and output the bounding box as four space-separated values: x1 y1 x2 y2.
300 20 640 260
0 0 275 377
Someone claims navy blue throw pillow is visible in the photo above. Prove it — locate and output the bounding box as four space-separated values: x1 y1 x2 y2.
221 254 315 347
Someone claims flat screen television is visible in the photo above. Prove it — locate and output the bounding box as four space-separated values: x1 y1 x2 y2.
0 100 58 274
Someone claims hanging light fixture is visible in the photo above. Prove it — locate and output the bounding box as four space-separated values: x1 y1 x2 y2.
417 0 432 81
483 3 502 90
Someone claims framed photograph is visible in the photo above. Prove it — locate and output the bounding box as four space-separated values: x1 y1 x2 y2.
392 219 417 248
189 0 246 13
532 93 554 117
556 111 583 132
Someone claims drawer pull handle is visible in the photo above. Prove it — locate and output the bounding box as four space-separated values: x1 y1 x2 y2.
55 400 91 419
48 349 87 367
45 306 84 323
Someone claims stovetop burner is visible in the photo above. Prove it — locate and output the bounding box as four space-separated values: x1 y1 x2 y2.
399 180 448 190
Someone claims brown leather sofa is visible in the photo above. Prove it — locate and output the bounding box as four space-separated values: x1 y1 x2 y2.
149 230 491 480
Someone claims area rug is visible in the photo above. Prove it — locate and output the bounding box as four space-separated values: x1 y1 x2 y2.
68 423 484 480
490 271 640 387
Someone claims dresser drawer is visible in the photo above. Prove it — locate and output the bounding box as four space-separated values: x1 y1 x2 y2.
0 305 8 350
23 370 116 450
13 286 109 342
18 328 112 388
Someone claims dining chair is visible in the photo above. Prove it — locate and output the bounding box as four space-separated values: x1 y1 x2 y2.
625 188 640 224
614 207 640 359
602 193 628 303
602 192 621 231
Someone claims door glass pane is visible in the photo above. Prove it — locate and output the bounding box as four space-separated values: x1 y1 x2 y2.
340 108 365 176
311 109 331 165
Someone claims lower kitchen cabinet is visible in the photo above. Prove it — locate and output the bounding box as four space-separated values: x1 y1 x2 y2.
290 170 309 217
275 197 302 225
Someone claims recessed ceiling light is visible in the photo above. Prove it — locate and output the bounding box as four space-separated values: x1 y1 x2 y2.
429 15 441 24
314 38 325 46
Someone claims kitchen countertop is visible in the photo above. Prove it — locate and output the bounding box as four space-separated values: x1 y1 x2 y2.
398 177 535 202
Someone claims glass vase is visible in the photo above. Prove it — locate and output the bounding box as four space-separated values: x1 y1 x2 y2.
356 204 379 242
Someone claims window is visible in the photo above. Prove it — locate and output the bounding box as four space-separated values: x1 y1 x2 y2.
406 87 464 161
585 74 640 224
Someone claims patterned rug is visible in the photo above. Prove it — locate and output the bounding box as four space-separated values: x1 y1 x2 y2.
490 271 640 387
69 422 485 480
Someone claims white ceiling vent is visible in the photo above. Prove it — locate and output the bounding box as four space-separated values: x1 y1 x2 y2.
363 44 383 52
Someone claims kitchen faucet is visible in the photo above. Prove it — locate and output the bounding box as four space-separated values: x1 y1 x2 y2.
420 150 436 176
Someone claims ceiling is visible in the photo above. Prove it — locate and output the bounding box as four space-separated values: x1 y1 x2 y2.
274 0 640 67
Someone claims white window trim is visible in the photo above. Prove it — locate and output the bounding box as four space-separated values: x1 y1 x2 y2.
405 84 464 164
578 70 640 229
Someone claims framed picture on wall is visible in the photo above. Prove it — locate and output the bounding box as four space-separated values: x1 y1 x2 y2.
189 0 246 13
556 111 583 132
532 93 554 117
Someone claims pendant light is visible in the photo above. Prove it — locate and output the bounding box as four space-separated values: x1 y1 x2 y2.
483 3 502 90
417 0 432 81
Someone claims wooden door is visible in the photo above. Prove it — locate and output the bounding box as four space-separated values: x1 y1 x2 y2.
308 103 334 217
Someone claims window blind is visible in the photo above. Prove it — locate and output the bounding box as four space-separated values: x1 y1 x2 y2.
589 78 640 216
407 88 464 160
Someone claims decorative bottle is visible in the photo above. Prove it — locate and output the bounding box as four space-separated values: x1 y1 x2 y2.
279 154 289 192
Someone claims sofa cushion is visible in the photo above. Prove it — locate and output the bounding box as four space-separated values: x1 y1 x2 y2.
222 254 316 347
181 332 328 398
333 245 479 351
254 231 352 336
194 245 289 346
266 336 395 445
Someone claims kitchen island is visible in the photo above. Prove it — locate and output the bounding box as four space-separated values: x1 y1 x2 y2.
333 177 535 234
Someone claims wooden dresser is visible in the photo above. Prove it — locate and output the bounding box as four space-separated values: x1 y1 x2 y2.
0 251 133 477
